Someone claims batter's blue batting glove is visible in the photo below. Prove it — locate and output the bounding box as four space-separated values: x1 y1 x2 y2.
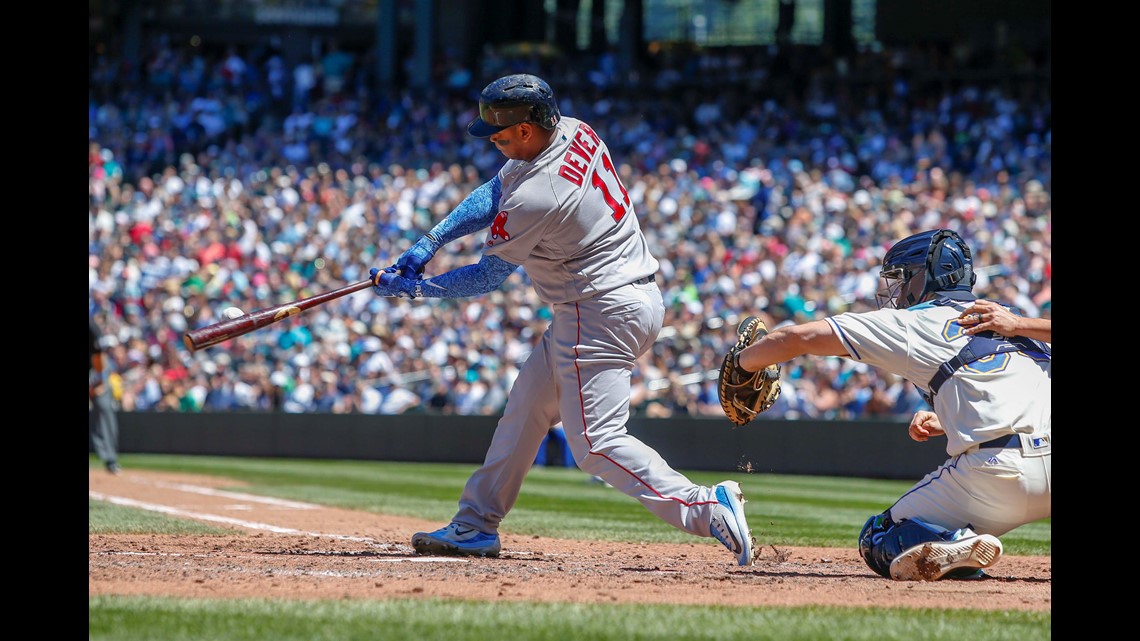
370 267 419 299
394 234 440 278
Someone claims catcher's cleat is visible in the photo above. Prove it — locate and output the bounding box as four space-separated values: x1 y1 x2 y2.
710 480 756 566
411 523 501 557
889 534 1002 581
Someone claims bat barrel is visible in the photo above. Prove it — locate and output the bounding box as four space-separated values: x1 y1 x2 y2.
183 316 267 352
181 279 374 352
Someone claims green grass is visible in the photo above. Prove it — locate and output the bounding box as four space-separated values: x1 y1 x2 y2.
90 454 1050 554
88 499 240 535
88 596 1049 641
89 454 1051 640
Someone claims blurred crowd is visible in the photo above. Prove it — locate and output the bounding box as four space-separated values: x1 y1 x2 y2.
88 35 1050 420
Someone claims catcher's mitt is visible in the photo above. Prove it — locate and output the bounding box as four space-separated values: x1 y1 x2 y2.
718 316 781 426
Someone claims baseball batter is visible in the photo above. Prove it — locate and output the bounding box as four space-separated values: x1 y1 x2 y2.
728 229 1051 580
369 74 755 566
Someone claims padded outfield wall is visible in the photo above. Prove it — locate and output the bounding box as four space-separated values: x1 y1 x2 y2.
115 412 948 480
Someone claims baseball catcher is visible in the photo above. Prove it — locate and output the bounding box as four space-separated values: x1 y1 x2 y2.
718 316 781 426
718 229 1050 581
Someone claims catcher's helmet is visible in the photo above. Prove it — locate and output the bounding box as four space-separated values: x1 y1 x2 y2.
876 229 976 309
467 74 561 138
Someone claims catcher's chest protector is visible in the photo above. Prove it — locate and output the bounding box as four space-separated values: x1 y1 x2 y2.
922 298 1052 404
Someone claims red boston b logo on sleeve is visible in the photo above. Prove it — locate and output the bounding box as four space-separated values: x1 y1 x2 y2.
487 210 511 247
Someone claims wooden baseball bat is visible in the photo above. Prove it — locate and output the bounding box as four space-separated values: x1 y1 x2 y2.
182 279 374 352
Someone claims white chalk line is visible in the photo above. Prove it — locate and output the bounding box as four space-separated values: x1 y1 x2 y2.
96 548 471 565
128 477 320 509
84 479 490 563
89 491 372 539
376 557 470 564
98 549 472 565
89 489 471 564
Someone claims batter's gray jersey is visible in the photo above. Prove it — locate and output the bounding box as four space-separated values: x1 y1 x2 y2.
449 117 725 543
826 302 1051 457
482 117 659 303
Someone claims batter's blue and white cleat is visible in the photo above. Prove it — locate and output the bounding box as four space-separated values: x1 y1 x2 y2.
710 480 755 566
411 523 502 557
889 533 1002 581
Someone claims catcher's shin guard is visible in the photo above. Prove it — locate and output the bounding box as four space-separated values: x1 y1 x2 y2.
858 513 968 579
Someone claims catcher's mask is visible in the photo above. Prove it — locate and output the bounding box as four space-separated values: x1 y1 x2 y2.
467 74 561 138
876 229 976 310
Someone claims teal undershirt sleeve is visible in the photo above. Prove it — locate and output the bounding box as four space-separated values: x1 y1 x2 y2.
427 176 502 245
408 175 519 298
417 254 519 298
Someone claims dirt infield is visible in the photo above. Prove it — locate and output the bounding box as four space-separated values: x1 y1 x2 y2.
89 469 1051 611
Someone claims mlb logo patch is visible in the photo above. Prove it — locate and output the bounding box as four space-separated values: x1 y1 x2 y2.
1030 436 1049 449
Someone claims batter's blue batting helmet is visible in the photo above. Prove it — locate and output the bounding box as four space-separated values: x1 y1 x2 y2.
467 74 561 138
876 229 976 309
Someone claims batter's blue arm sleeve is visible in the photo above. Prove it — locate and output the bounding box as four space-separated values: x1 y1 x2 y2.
417 254 519 298
427 176 501 245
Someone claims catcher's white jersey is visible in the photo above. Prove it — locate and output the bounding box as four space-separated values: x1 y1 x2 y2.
482 117 658 304
827 300 1051 536
826 302 1051 457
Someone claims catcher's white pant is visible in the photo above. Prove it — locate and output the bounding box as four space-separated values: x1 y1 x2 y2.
888 435 1051 536
451 280 719 538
